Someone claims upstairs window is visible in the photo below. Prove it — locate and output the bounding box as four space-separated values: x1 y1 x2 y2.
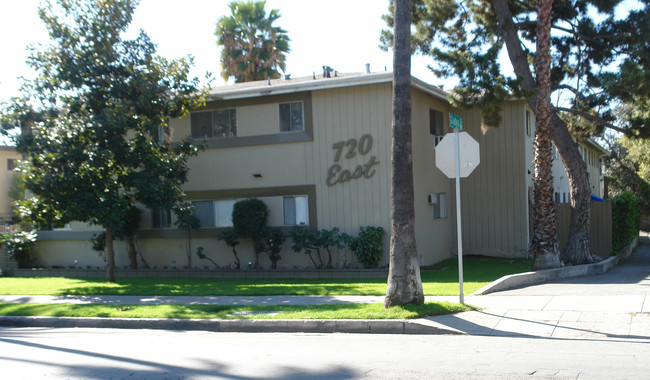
279 101 304 132
191 108 237 139
429 109 444 146
525 110 532 136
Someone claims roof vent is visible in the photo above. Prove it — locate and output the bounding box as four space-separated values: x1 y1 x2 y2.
365 63 370 74
323 65 334 78
284 74 291 80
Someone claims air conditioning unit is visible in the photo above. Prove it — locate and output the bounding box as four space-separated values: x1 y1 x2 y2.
427 193 438 205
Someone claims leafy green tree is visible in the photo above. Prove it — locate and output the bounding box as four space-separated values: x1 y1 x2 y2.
381 0 648 265
384 0 425 308
216 0 291 83
1 0 204 281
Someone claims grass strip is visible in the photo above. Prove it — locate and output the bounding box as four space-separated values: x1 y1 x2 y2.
0 257 531 296
0 302 474 320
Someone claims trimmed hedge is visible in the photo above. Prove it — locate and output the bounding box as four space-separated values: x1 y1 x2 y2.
608 191 641 252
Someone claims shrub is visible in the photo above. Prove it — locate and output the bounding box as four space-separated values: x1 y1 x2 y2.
217 227 241 269
1 230 37 268
609 191 641 252
258 227 286 269
347 226 385 269
232 198 269 268
290 225 322 268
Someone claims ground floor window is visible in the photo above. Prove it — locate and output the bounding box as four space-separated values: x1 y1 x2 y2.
152 210 172 229
283 195 309 225
430 192 447 219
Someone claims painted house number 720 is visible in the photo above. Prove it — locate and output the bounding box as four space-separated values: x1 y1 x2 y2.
326 134 379 186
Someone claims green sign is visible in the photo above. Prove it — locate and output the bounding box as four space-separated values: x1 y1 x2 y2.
449 113 463 131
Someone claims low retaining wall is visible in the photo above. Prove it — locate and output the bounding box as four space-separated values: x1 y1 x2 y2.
7 267 389 280
473 237 640 295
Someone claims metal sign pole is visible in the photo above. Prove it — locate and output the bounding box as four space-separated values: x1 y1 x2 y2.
454 128 464 304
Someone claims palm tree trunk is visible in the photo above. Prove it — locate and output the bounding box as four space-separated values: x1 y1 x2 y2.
530 0 561 269
385 0 425 308
105 227 115 282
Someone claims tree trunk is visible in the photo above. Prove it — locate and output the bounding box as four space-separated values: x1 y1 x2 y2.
530 0 561 269
491 0 596 265
552 115 599 264
385 0 425 308
127 237 138 269
105 227 115 282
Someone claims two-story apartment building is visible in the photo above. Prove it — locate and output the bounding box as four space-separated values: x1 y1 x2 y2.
26 71 607 270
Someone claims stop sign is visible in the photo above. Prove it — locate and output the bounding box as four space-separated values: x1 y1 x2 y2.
435 132 480 178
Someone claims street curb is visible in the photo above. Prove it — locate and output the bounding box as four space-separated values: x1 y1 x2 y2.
473 237 641 295
0 316 465 335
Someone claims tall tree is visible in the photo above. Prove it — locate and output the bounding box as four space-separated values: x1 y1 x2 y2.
384 0 425 308
382 0 648 265
1 0 204 281
216 0 291 83
530 0 561 268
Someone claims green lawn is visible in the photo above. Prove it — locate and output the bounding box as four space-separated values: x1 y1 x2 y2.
0 256 531 296
0 301 474 320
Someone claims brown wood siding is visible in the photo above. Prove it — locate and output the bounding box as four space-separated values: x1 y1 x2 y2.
556 202 612 259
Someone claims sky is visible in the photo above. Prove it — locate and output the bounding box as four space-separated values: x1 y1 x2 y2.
0 0 455 103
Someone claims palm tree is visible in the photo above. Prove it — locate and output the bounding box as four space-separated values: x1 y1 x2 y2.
384 0 425 308
530 0 561 269
216 0 291 83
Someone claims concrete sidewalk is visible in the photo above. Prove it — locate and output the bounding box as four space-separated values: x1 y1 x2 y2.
1 293 648 338
1 238 648 338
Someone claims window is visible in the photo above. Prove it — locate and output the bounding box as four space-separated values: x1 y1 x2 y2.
192 200 215 228
554 192 560 204
190 108 237 139
430 109 444 146
279 102 304 132
214 200 236 227
7 158 18 170
152 210 172 229
525 110 531 136
283 195 309 225
430 192 447 219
